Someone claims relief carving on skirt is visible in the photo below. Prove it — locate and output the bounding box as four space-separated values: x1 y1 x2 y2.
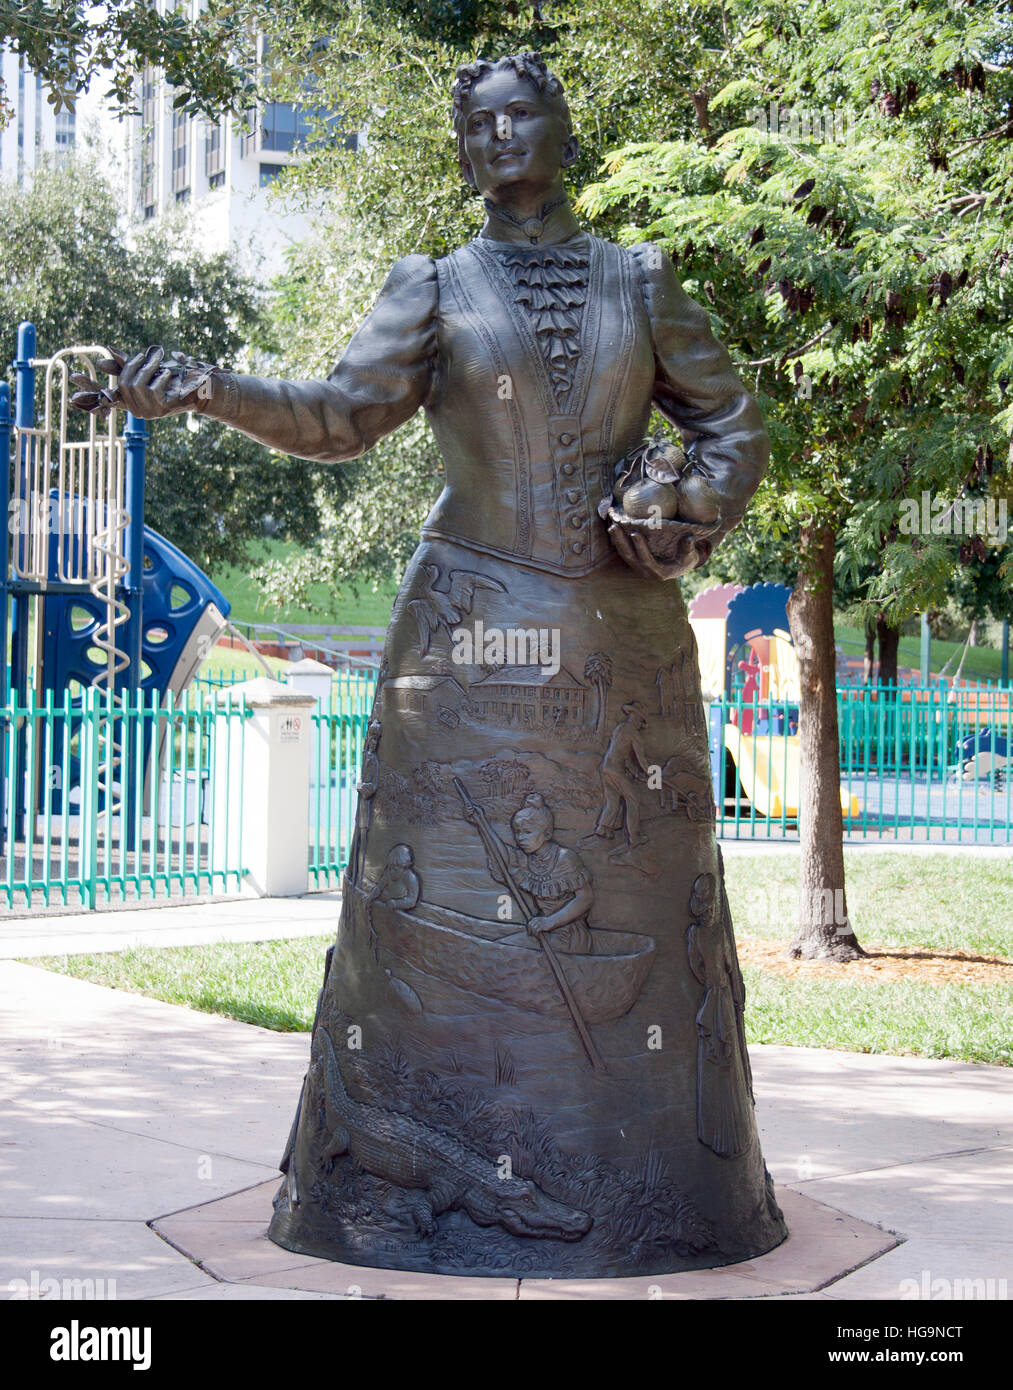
396 569 610 743
357 782 656 1069
686 858 755 1159
407 565 507 656
280 1023 717 1269
348 717 382 887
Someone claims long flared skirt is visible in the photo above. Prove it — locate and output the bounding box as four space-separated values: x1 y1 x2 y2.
268 536 786 1278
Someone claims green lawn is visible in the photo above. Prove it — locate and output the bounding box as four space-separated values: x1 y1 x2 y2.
834 620 1005 683
210 539 398 629
741 970 1008 1065
196 646 288 684
724 851 1011 958
25 852 1011 1064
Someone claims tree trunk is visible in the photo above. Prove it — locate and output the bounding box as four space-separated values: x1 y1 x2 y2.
692 88 713 142
786 523 865 960
875 615 900 686
863 619 876 684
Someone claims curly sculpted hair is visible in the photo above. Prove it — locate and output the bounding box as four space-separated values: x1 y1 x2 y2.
450 51 573 178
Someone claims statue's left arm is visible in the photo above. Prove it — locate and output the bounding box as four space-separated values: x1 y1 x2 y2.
630 243 770 551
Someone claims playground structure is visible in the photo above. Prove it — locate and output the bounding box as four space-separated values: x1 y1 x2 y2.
689 582 859 822
1 323 231 861
688 580 1012 836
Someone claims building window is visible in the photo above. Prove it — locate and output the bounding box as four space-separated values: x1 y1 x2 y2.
259 162 284 185
54 110 75 148
174 188 190 203
208 171 225 189
205 119 224 179
246 101 340 155
171 107 190 194
141 66 157 212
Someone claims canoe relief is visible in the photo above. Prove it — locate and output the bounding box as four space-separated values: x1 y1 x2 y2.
359 783 656 1043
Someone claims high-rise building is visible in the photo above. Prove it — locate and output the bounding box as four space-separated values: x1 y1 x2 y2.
0 49 77 185
123 31 355 280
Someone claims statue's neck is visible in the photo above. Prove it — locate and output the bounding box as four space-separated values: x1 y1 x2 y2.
479 193 582 247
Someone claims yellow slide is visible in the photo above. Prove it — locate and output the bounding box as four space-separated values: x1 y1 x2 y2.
724 724 859 820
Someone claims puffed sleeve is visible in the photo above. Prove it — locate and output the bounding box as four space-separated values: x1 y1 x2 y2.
201 254 438 463
630 243 768 542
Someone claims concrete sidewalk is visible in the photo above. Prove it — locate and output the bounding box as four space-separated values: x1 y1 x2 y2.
0 891 342 959
1 946 1010 1300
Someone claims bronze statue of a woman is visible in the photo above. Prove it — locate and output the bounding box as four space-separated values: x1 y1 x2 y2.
75 52 787 1278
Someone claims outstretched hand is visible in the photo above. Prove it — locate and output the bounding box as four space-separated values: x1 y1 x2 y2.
70 346 220 419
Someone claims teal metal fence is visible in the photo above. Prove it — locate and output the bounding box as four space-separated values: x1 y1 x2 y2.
1 685 250 910
308 675 378 887
9 667 1005 914
711 683 1013 843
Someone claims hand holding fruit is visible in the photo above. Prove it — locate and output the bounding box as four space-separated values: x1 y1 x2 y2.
601 432 722 579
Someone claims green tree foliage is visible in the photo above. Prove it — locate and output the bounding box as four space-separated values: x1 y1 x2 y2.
0 156 318 571
577 0 1013 631
0 0 257 123
573 0 1013 956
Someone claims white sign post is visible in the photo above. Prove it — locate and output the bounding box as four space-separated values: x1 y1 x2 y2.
211 678 317 896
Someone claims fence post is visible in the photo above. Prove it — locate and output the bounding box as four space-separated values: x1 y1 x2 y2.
79 686 101 909
284 658 334 887
211 677 315 895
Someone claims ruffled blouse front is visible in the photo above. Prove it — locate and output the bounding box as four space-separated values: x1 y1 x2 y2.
496 243 590 400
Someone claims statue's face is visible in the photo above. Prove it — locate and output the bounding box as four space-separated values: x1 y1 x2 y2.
513 817 551 853
460 69 576 198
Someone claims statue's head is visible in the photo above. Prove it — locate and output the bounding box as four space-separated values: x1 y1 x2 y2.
511 792 554 852
390 843 414 870
451 51 578 198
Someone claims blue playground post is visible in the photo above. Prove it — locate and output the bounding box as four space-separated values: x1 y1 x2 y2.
11 322 35 709
123 412 147 692
0 380 10 855
11 323 35 835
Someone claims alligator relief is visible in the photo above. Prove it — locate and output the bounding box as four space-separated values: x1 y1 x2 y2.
309 1030 593 1243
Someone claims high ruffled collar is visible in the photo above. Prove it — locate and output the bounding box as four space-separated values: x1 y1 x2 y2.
478 196 583 247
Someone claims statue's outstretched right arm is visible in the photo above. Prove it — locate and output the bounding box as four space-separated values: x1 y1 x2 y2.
71 255 439 464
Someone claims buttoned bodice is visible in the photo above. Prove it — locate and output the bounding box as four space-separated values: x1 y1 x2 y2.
423 235 655 575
